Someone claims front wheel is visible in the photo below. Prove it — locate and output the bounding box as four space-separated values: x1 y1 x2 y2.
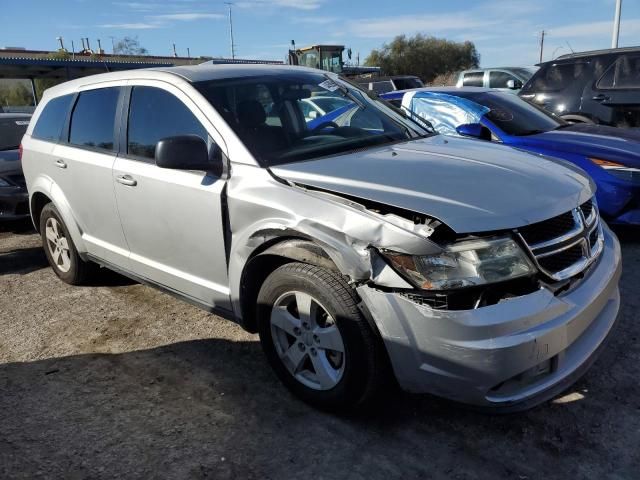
257 262 388 411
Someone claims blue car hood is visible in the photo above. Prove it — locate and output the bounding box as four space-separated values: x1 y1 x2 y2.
518 124 640 168
272 135 594 234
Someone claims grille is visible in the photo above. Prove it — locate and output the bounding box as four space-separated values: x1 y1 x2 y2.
518 198 603 281
580 199 593 220
5 174 26 188
538 244 585 273
589 228 599 249
518 210 576 246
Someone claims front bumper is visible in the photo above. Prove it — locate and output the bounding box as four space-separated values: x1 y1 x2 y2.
0 188 29 220
358 225 621 410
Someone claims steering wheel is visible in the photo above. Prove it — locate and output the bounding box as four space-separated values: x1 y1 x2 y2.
311 121 340 132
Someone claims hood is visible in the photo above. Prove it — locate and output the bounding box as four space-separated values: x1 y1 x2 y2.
519 124 640 168
0 149 21 175
271 136 593 234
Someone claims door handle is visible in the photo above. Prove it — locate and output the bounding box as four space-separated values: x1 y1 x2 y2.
116 174 137 187
54 159 67 169
592 94 610 102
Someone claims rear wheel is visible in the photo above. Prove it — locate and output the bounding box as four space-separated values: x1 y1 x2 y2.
257 262 387 411
40 203 96 285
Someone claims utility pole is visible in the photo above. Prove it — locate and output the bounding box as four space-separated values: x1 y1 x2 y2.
172 43 177 57
224 2 236 59
539 30 545 63
612 0 622 48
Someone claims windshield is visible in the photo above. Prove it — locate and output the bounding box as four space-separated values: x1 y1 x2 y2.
0 116 29 151
454 91 565 136
310 97 351 113
393 77 424 90
195 71 432 166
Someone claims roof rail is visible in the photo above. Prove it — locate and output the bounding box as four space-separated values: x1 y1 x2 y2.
555 46 640 61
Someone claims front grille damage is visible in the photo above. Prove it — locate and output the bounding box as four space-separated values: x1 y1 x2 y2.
395 198 604 311
517 198 603 282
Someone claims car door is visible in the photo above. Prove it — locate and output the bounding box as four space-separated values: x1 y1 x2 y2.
592 54 640 127
49 85 130 267
112 82 230 310
488 70 521 92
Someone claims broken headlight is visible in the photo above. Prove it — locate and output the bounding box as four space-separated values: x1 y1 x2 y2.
382 236 536 290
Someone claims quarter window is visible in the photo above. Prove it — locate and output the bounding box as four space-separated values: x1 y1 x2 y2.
32 94 74 142
462 72 484 87
69 88 120 151
597 55 640 89
127 86 208 160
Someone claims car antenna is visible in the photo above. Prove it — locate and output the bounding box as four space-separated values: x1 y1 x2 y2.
565 41 575 54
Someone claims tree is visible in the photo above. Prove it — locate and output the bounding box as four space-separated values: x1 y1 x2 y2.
113 36 148 56
364 34 480 84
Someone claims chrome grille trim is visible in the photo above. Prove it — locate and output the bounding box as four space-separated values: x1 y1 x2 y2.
517 199 603 282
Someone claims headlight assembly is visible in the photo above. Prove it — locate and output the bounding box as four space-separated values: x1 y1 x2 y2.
382 236 536 290
589 157 640 183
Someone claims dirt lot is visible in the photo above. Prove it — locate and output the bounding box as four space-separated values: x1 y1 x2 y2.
1 221 639 480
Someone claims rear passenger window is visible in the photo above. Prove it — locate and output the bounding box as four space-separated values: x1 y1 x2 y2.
69 88 120 151
32 94 73 142
127 86 207 160
462 72 484 87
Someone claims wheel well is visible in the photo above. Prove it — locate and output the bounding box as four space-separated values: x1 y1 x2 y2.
239 238 341 333
30 192 51 232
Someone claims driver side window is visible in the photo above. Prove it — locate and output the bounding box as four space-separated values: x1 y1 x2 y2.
127 86 208 161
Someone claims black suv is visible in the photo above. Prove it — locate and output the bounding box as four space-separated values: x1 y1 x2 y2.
520 47 640 127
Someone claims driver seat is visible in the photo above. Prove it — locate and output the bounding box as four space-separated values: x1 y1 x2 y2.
236 100 287 155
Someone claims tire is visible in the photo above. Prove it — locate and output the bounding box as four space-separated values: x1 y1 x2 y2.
39 203 96 285
257 262 388 411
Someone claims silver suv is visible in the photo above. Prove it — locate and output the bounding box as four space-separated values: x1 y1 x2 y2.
21 65 621 412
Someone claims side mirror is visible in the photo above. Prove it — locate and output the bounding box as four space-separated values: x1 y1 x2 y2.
456 123 485 139
155 135 221 173
506 79 522 90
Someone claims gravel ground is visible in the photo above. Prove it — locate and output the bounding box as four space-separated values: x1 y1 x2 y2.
1 221 639 480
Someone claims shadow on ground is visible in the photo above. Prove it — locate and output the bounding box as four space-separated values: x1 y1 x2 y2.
1 330 639 479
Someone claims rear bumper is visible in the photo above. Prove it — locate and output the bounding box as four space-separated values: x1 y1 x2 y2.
0 188 29 220
358 225 621 410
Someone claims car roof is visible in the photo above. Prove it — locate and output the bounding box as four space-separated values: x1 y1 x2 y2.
460 67 530 73
386 86 493 96
0 112 31 119
41 63 322 99
554 46 640 62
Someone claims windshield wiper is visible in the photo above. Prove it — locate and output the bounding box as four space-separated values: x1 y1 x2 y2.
322 74 365 109
517 129 547 136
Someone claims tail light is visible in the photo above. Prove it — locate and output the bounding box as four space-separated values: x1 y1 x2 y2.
18 143 23 161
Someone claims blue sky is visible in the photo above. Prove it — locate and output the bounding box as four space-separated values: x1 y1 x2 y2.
2 0 639 67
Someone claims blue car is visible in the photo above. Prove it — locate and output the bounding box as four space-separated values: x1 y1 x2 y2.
381 87 640 225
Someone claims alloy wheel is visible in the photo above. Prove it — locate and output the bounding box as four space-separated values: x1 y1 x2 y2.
45 217 71 273
270 291 346 390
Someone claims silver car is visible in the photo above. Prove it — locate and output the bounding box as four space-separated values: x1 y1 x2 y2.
21 65 621 412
